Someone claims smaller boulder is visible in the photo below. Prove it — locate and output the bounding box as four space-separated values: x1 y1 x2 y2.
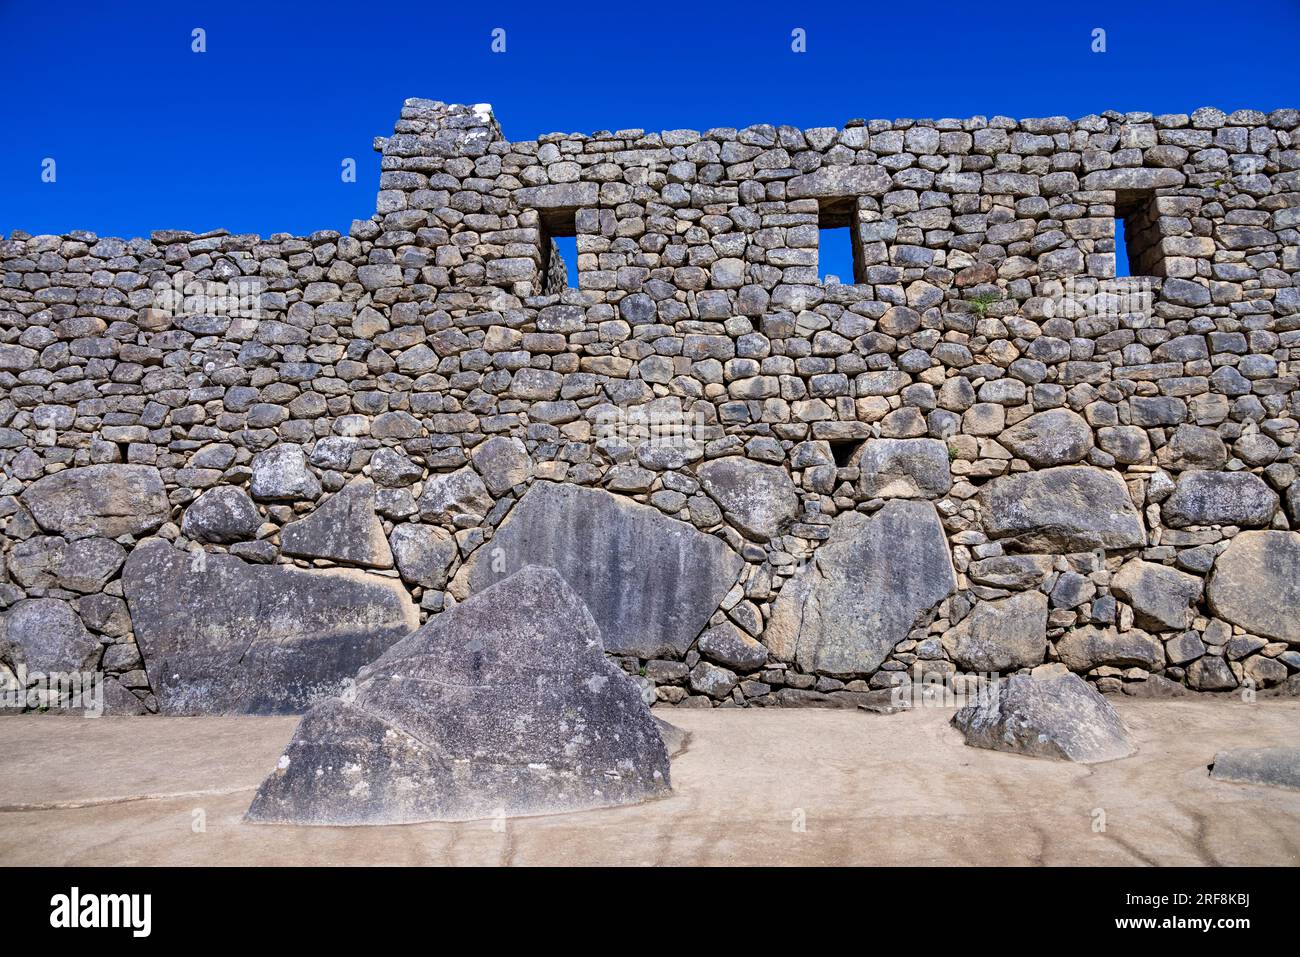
369 448 423 487
942 591 1048 672
697 457 799 541
1111 559 1203 631
1210 746 1300 790
951 672 1135 763
389 524 456 589
999 408 1093 466
1187 654 1238 691
856 438 953 499
1055 626 1165 672
1162 471 1277 528
251 445 321 502
697 622 768 672
471 436 532 496
182 486 261 544
281 478 392 569
1156 425 1227 471
418 467 493 526
2 598 101 674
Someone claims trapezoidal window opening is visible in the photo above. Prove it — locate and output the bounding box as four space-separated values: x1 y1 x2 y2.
816 197 864 285
827 439 862 468
538 207 578 296
1114 189 1161 278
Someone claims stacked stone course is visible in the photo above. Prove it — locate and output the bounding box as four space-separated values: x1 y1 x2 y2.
2 98 1299 713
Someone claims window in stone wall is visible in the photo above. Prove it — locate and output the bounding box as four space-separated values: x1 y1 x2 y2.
1114 217 1132 276
828 439 861 468
817 198 864 284
538 208 578 295
1114 190 1162 277
552 236 578 288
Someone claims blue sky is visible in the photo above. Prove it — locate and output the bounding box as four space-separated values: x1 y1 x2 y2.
2 0 1297 283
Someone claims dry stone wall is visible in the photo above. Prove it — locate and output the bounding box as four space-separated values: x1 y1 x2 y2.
3 98 1300 713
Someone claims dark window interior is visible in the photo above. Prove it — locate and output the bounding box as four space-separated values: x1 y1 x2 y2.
828 439 861 468
1114 190 1160 277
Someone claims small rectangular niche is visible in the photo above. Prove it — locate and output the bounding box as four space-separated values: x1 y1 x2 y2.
827 439 861 468
538 207 578 295
817 198 864 285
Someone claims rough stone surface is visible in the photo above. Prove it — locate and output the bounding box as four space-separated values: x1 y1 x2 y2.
1162 471 1278 528
999 409 1093 466
1210 746 1300 790
942 591 1048 672
697 622 769 672
764 500 955 675
281 478 393 569
952 673 1136 763
245 566 671 825
1111 559 1203 632
388 524 456 589
181 486 261 544
122 539 417 714
0 598 100 674
250 445 321 502
697 457 799 540
1207 531 1300 643
856 438 953 499
1188 654 1239 691
471 436 532 496
1055 626 1165 672
461 482 742 659
417 467 493 526
8 536 125 594
21 465 169 540
980 466 1144 552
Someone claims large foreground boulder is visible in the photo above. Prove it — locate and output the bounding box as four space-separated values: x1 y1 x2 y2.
979 466 1144 552
1206 531 1300 643
21 465 170 539
763 499 956 675
1209 746 1300 790
122 539 417 714
952 673 1135 763
459 482 742 658
245 565 672 825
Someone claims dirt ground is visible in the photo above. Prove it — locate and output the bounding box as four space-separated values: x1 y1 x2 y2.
1 697 1297 866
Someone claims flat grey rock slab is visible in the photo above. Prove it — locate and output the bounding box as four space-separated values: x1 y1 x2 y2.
696 456 799 541
1210 746 1300 790
122 539 417 715
979 465 1144 552
461 481 742 659
281 477 393 569
1207 530 1300 643
20 465 170 539
246 565 671 825
763 499 956 676
952 672 1136 763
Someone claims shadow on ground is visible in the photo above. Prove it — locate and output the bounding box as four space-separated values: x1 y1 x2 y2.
1 698 1297 866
